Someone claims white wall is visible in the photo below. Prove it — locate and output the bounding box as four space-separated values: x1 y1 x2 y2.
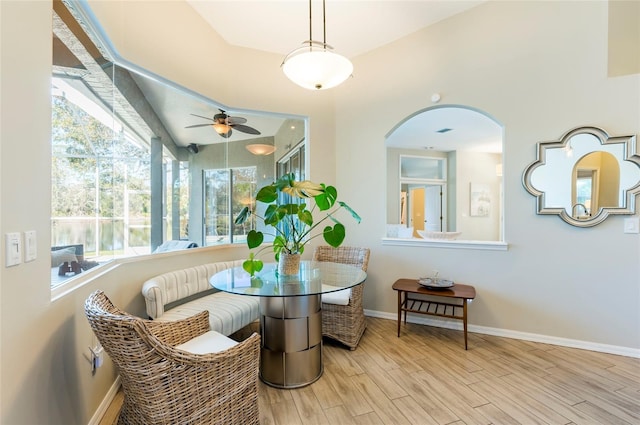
455 151 502 240
0 1 638 424
335 0 639 351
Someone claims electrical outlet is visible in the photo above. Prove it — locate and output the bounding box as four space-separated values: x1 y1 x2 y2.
89 344 104 374
624 217 639 234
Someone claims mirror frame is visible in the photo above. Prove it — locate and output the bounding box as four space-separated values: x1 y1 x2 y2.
522 126 640 227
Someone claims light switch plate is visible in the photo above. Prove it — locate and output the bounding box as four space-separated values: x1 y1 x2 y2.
5 232 21 267
623 217 639 234
24 230 37 262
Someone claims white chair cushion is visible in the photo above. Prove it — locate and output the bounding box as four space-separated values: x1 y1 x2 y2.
322 286 351 306
176 330 237 354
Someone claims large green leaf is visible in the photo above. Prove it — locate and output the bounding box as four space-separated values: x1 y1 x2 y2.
263 204 284 226
234 206 251 224
273 237 285 260
323 223 345 247
298 209 313 226
283 203 302 215
242 259 263 275
315 185 337 211
256 184 278 203
246 230 264 249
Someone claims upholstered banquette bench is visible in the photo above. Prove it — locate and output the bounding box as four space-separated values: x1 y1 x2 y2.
141 260 260 336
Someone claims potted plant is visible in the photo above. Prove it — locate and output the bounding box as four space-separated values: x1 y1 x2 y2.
234 173 361 275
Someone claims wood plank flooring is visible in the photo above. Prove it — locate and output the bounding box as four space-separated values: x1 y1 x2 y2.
99 317 640 424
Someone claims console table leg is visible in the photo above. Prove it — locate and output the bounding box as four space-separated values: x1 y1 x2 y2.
397 290 402 337
463 299 468 350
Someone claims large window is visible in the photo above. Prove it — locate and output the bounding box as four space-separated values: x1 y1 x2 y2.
203 167 257 245
51 0 307 291
52 77 151 256
51 1 187 288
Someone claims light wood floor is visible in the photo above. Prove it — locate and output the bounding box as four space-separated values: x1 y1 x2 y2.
99 317 640 424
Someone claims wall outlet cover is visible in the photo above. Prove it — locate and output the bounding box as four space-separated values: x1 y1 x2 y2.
623 217 639 234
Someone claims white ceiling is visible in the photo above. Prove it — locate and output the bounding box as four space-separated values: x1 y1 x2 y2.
182 0 500 153
187 0 484 58
132 73 288 147
385 107 503 153
133 1 501 152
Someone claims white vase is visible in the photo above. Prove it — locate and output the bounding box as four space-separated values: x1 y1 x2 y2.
278 253 301 276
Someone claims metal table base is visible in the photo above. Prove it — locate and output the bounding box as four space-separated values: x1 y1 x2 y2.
259 294 322 388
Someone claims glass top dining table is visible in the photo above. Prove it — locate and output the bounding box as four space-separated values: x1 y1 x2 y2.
209 260 367 297
210 260 368 388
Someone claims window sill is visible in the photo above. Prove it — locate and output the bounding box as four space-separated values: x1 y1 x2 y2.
381 237 509 251
51 260 120 302
50 244 248 302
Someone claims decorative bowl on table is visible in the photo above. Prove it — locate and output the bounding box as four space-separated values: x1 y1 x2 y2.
417 230 462 240
418 277 454 289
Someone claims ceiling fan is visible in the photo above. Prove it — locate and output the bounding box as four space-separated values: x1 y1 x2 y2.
185 109 261 138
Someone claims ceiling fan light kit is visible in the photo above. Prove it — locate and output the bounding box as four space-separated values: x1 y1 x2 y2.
186 109 260 140
282 0 353 90
213 122 232 136
246 144 277 155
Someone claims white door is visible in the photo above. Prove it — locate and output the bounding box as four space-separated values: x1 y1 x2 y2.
425 185 443 231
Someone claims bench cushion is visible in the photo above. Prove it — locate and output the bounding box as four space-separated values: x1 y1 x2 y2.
142 260 244 319
155 292 260 336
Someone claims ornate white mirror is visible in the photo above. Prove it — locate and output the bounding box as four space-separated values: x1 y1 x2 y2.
522 126 640 227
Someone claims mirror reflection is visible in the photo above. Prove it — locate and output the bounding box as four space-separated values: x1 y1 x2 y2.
572 151 619 219
523 126 640 227
51 0 305 287
386 105 503 242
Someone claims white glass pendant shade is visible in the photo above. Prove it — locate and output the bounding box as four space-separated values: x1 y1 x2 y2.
246 144 276 155
282 44 353 90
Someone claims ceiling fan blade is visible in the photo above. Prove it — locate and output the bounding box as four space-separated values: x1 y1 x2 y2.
232 124 261 135
227 116 247 125
190 113 214 121
185 123 213 128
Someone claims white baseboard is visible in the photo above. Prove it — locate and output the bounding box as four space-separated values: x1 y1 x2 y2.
88 376 121 425
364 309 640 358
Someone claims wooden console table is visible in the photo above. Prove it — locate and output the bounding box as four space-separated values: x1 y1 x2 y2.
392 279 476 349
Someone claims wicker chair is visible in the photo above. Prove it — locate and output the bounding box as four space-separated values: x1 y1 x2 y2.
85 290 260 425
313 246 370 350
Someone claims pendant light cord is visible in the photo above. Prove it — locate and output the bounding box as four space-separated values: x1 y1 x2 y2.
308 0 312 48
322 0 327 49
307 0 328 50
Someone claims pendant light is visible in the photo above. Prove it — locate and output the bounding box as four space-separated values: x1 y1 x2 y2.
281 0 353 90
